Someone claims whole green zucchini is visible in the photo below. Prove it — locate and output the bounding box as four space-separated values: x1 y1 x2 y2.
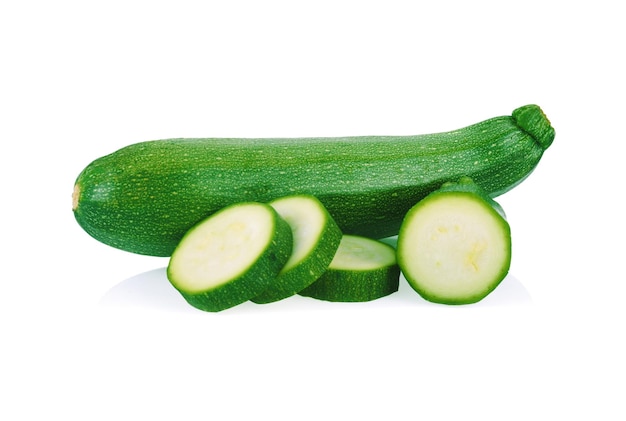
73 104 554 256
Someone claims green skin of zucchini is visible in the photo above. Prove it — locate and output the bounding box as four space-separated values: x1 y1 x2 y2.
298 235 400 302
298 265 401 302
73 105 554 256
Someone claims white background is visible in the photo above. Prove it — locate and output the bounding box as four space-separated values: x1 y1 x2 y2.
2 0 624 419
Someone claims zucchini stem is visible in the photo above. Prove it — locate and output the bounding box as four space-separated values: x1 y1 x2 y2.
512 104 555 150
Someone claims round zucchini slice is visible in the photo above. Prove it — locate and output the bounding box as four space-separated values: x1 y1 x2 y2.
252 195 342 304
167 202 292 312
298 235 400 302
397 178 512 304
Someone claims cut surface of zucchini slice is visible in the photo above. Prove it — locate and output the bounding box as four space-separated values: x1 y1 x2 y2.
397 178 511 304
298 235 400 302
252 195 342 304
167 202 292 312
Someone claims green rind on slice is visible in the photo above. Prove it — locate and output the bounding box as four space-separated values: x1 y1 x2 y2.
167 202 293 312
397 177 512 305
298 235 400 302
252 195 343 304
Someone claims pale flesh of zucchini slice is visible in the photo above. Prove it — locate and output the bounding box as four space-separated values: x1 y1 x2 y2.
298 235 400 302
397 181 511 305
167 202 292 312
252 195 342 304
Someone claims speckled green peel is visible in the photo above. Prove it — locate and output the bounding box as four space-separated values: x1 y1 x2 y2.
298 235 400 302
397 178 511 305
73 104 553 256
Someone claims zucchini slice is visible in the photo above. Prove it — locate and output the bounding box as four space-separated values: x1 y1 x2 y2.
298 235 400 302
166 202 292 312
252 195 342 304
397 177 512 305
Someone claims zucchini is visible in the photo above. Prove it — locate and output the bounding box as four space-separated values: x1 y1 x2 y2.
298 235 400 302
397 177 511 305
73 104 554 256
166 202 292 312
251 195 343 304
